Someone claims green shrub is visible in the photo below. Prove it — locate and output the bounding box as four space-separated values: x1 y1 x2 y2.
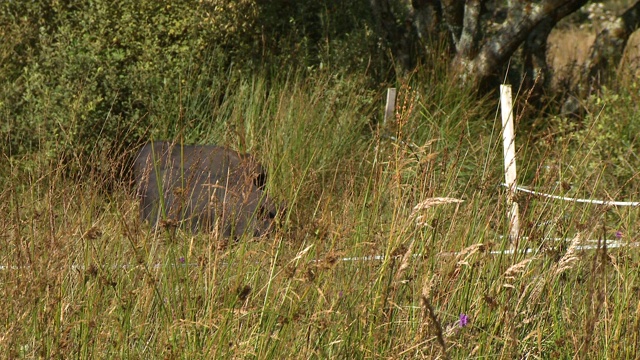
548 83 640 195
0 1 277 160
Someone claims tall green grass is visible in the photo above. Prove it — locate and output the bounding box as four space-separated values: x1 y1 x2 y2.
1 70 640 359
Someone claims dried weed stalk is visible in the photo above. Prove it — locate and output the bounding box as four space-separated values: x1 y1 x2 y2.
503 256 538 281
555 234 583 275
529 233 583 306
455 243 487 266
411 197 464 227
421 288 449 360
393 238 416 284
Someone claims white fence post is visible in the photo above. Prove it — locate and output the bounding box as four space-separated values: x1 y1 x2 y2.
384 88 397 124
500 85 520 241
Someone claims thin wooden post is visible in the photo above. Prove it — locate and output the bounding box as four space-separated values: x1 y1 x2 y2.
384 88 397 124
500 85 520 241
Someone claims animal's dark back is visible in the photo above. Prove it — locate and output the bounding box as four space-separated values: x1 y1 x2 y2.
133 141 274 237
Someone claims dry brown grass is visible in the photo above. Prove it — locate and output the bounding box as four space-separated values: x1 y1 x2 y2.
2 53 640 358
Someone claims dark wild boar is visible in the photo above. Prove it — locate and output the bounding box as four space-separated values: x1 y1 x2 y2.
134 141 276 238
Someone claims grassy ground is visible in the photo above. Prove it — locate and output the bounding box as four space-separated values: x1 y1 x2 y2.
2 71 640 359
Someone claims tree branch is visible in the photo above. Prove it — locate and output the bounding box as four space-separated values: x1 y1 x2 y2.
454 0 587 86
456 0 482 57
585 0 640 90
441 0 465 49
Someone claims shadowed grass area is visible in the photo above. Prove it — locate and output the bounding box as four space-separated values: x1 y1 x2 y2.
1 72 640 359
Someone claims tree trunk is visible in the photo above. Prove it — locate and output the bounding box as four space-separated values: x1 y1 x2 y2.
440 0 464 50
522 18 554 99
517 17 555 114
370 0 412 70
410 0 442 40
584 0 640 92
451 0 587 88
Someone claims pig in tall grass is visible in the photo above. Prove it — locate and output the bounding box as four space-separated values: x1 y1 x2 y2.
134 141 276 238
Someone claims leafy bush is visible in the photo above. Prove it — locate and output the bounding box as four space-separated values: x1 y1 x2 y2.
544 83 640 195
0 1 249 161
0 0 390 170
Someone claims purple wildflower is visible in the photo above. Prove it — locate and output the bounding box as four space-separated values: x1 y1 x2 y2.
459 313 469 328
179 257 186 264
615 231 623 239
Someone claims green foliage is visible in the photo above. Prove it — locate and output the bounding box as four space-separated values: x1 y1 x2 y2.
194 72 378 237
252 0 380 70
2 72 640 357
548 83 640 194
2 2 640 356
2 0 213 161
0 0 391 183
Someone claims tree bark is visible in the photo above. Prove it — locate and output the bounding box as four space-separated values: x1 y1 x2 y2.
456 0 482 58
410 0 442 40
451 0 587 88
522 18 554 94
585 0 640 91
440 0 465 49
371 0 412 70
